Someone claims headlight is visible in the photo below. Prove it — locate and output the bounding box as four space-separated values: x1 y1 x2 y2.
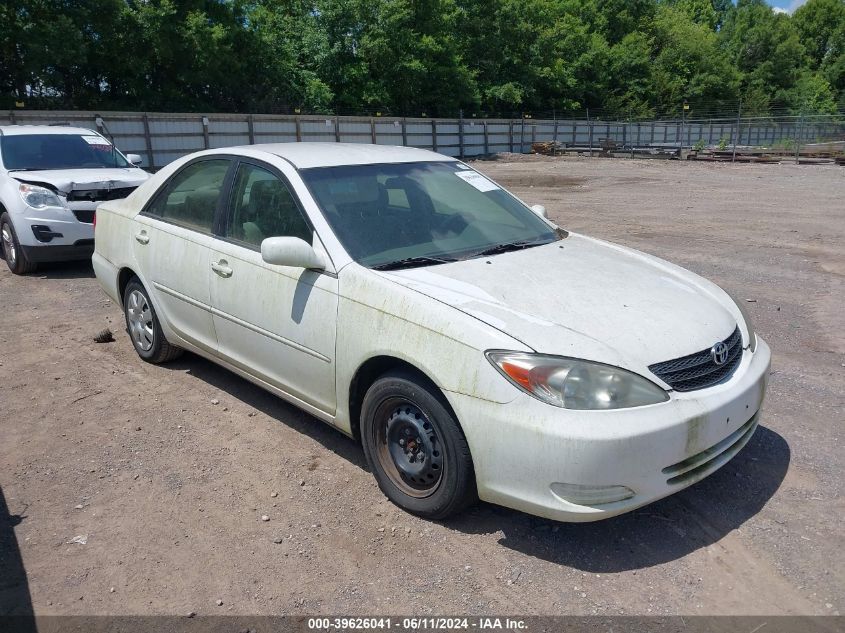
486 351 669 410
728 292 757 351
19 183 64 209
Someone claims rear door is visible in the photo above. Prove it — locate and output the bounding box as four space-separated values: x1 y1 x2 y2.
209 159 339 415
132 158 232 354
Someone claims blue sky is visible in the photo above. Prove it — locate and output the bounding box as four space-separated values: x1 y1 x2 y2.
765 0 808 13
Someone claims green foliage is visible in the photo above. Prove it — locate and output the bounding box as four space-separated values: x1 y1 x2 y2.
719 0 809 111
693 138 706 151
3 0 845 117
793 0 845 101
718 137 728 150
651 5 740 116
788 72 839 114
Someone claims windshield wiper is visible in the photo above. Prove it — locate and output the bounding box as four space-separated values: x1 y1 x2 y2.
7 168 41 172
371 255 457 271
465 238 550 259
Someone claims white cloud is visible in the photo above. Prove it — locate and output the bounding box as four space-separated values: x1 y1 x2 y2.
780 0 808 14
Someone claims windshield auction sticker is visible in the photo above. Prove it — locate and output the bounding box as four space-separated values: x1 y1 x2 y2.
455 170 499 192
82 135 113 150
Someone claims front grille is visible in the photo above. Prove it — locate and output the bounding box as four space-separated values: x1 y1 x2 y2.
66 186 137 203
649 326 742 391
73 209 95 223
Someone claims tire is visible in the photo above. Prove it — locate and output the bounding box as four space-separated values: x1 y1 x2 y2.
1 213 37 275
360 370 476 519
122 277 183 363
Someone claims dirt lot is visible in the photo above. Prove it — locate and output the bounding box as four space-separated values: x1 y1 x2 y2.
1 156 843 617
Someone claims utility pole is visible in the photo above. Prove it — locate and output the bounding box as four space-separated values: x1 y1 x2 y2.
732 100 742 163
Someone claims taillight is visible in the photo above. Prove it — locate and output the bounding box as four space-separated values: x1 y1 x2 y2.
92 211 96 230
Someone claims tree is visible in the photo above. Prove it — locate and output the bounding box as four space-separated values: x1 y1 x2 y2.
793 0 845 101
245 0 333 112
605 32 656 118
719 0 808 111
793 0 845 70
2 0 843 118
711 0 734 31
652 5 739 116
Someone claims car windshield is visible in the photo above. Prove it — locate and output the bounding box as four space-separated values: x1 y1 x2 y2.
300 161 562 268
0 133 130 170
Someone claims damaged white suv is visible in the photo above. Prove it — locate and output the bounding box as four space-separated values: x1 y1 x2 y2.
0 125 149 274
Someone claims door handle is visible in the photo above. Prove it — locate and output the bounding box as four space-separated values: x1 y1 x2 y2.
135 231 149 245
211 260 233 278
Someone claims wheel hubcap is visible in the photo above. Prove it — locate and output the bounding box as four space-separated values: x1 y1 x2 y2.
2 224 16 265
126 290 154 352
376 403 443 497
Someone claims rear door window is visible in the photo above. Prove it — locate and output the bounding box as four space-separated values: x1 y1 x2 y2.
146 160 230 233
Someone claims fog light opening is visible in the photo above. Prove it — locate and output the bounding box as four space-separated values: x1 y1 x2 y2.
551 483 635 506
31 225 63 243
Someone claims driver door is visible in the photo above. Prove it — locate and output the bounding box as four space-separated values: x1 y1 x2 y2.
209 159 339 415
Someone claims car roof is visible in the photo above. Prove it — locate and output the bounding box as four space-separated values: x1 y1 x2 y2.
238 142 457 169
0 125 100 137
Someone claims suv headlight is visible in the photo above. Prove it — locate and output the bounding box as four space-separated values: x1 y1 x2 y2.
486 351 669 410
728 292 757 351
19 183 64 209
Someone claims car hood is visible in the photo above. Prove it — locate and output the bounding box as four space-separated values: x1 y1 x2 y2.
10 168 148 193
380 233 740 373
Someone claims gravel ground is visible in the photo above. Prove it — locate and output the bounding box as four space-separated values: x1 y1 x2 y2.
0 155 842 617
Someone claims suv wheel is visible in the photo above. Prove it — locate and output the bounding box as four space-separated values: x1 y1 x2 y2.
1 213 37 275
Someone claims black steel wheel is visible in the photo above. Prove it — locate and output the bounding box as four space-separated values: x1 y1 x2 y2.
377 401 445 497
361 369 476 519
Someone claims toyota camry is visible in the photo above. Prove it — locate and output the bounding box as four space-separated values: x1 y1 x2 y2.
92 143 770 522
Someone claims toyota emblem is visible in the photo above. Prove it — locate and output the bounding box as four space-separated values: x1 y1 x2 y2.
711 341 729 365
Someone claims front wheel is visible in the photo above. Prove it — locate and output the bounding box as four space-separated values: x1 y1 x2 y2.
360 370 476 519
122 277 183 363
1 213 37 275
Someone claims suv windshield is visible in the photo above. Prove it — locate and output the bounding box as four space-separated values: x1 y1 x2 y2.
301 161 562 268
0 133 130 171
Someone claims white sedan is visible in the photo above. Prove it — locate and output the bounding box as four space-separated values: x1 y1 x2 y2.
93 143 770 522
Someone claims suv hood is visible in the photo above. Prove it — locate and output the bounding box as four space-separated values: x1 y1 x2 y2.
10 167 148 194
382 233 740 374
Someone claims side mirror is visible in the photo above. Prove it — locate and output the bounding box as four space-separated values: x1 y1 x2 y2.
125 153 143 166
261 236 326 270
530 204 548 219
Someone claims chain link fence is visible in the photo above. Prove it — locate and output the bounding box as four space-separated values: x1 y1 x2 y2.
2 109 843 170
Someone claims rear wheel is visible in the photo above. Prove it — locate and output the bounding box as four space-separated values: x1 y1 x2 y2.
122 277 183 363
1 213 37 275
361 370 476 519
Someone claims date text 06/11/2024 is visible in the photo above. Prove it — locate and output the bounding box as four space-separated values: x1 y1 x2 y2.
306 617 528 630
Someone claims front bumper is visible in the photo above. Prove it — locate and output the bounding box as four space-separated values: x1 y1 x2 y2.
447 338 771 522
12 203 96 264
21 241 94 263
14 205 94 248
